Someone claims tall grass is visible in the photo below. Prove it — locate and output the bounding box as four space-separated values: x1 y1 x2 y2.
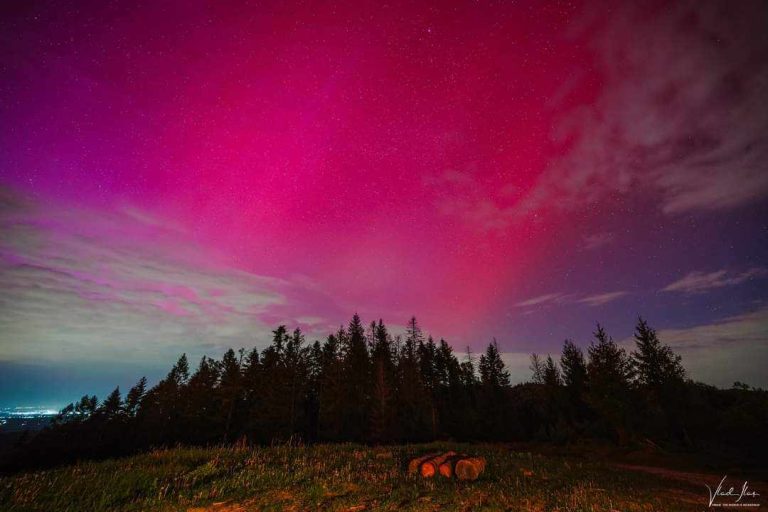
1 442 704 511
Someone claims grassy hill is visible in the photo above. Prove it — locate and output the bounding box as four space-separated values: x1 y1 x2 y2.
0 442 731 511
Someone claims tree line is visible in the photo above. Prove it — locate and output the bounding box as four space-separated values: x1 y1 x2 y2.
4 315 766 471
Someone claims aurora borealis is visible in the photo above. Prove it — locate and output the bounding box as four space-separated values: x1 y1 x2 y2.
1 0 767 406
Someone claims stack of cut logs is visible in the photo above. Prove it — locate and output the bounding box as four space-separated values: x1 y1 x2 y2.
407 451 486 481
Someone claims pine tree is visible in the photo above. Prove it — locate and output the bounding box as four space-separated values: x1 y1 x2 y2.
101 387 122 417
369 319 395 442
172 354 190 385
219 348 244 442
395 317 430 440
530 353 545 384
460 347 478 387
586 324 633 444
318 330 346 440
560 340 587 392
632 317 685 388
559 339 589 435
305 340 323 442
341 314 371 441
182 356 221 443
434 338 467 439
256 326 292 440
284 328 309 437
418 335 439 437
478 339 511 440
542 356 561 387
239 348 260 441
479 339 510 388
124 377 147 418
631 318 688 443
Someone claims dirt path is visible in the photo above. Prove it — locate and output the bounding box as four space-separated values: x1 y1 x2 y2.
615 464 767 507
615 464 726 488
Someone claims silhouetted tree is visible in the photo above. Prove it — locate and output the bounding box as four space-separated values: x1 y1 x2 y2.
560 340 587 392
318 330 346 440
586 324 633 444
559 340 589 436
369 320 396 442
530 353 545 384
7 314 768 472
219 348 244 442
632 317 685 388
395 317 430 440
479 339 510 388
124 377 147 418
241 347 261 439
478 339 511 440
341 314 370 441
631 318 688 443
182 356 220 443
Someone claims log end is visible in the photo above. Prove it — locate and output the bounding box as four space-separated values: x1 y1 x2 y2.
455 457 486 481
407 452 440 475
420 463 437 478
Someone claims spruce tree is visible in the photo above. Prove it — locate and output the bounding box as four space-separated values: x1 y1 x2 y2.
101 387 122 417
631 317 688 443
369 319 395 442
586 324 633 443
632 317 685 388
479 339 510 388
559 339 589 434
318 330 345 440
341 314 371 441
418 335 439 437
284 328 309 437
124 377 147 418
183 356 221 443
219 348 244 442
560 340 587 392
542 356 561 387
395 317 430 440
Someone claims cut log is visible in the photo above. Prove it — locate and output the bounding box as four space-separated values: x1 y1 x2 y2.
407 452 440 475
455 457 486 481
419 451 457 478
438 454 466 478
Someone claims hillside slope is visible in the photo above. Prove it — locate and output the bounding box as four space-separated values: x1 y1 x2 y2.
0 442 720 511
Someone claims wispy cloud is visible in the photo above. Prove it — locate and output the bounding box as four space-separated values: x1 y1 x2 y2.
515 293 568 308
577 291 628 307
517 291 627 309
662 268 767 294
582 232 614 251
438 1 768 228
521 1 768 216
0 188 334 365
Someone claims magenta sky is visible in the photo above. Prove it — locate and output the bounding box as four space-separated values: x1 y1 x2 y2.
1 0 767 405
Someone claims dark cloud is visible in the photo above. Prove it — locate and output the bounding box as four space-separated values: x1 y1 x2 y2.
429 1 768 230
521 0 768 215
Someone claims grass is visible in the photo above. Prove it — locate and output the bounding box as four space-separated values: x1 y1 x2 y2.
0 442 717 511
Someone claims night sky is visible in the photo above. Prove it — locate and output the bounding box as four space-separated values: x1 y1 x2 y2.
1 0 767 407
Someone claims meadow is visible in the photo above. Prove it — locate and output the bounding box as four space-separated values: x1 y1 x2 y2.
0 442 728 511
